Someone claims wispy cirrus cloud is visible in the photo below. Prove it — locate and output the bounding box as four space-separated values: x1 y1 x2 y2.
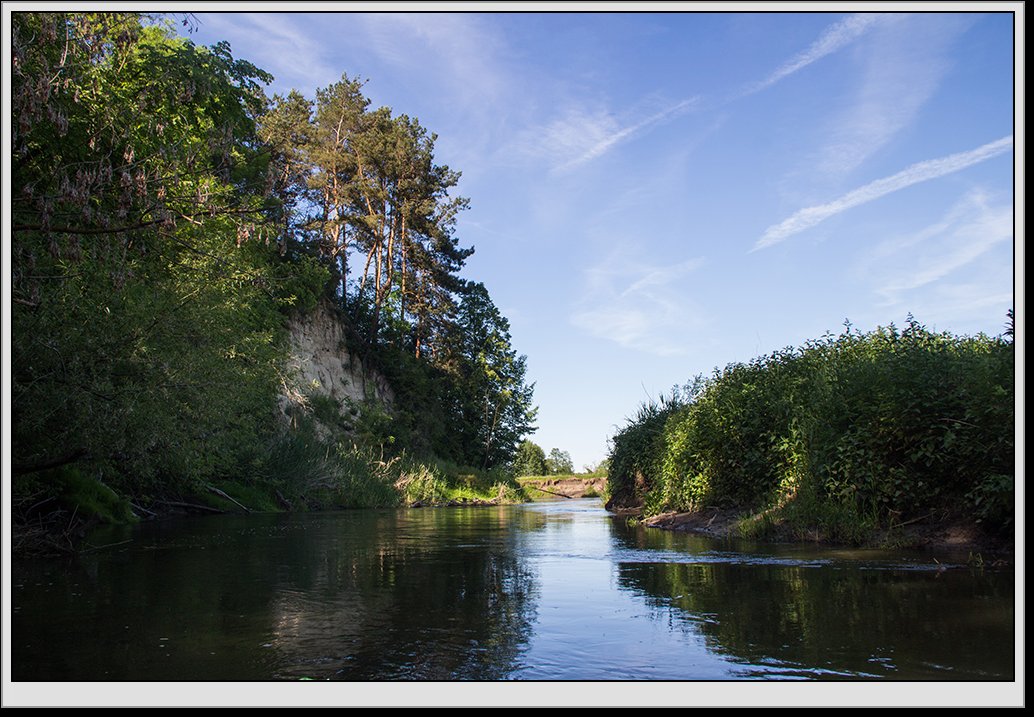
520 14 886 174
357 13 506 109
571 252 706 355
754 135 1014 251
742 13 895 96
193 13 339 95
550 98 700 173
514 97 700 174
812 14 974 177
863 189 1013 306
351 13 516 179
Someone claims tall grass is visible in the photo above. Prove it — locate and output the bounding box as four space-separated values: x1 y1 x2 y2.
607 317 1014 542
259 418 526 510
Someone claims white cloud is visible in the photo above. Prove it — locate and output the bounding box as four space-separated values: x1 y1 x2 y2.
515 97 699 174
357 13 505 108
744 13 894 95
864 189 1013 305
812 14 973 177
554 98 700 172
193 13 339 96
571 253 706 355
755 135 1014 251
522 13 888 174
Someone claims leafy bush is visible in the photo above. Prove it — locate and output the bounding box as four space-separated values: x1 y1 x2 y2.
607 317 1014 541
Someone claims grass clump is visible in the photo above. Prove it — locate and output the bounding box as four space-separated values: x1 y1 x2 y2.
42 467 139 525
256 414 528 510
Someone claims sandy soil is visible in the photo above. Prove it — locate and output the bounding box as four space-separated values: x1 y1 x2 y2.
518 476 607 500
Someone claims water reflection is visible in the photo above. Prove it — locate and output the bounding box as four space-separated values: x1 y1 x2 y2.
608 518 1014 680
13 508 543 681
266 508 540 680
11 502 1015 682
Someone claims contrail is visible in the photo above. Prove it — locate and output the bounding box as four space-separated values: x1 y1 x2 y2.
754 135 1013 251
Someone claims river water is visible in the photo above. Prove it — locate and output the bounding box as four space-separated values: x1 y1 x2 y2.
10 499 1015 689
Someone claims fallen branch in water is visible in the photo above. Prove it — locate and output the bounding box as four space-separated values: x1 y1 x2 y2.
526 484 573 499
206 484 251 513
130 501 158 519
157 500 226 514
84 538 134 552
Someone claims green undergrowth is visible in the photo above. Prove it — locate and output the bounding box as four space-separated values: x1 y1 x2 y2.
52 467 138 525
607 316 1015 546
249 416 528 511
12 410 530 556
196 480 283 514
735 483 883 545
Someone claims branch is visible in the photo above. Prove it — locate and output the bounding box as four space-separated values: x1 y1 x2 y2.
156 500 226 514
13 449 88 477
12 218 169 235
206 484 251 513
12 206 265 237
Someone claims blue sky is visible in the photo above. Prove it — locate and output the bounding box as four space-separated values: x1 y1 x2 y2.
181 7 1018 470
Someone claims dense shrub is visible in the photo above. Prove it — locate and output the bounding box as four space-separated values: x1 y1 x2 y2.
607 317 1015 538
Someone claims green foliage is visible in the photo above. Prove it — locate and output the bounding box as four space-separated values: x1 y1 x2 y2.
966 474 1014 530
513 440 548 477
438 282 538 469
307 393 348 431
396 458 524 505
259 422 400 509
52 467 138 525
607 387 689 510
737 480 881 545
263 73 538 474
11 12 536 550
259 414 525 510
198 480 282 513
607 317 1015 542
545 448 574 475
11 13 329 504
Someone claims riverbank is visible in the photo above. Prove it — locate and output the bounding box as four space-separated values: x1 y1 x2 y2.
10 458 530 558
630 506 1014 561
604 320 1013 560
517 475 607 500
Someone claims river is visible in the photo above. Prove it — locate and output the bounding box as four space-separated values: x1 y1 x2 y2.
9 498 1016 700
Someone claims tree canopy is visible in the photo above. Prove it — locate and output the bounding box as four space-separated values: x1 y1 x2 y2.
11 11 538 518
545 448 574 476
512 441 547 477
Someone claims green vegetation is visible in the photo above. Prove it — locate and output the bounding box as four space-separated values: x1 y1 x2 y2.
545 448 574 475
512 440 548 477
512 441 578 477
607 317 1014 545
11 11 536 550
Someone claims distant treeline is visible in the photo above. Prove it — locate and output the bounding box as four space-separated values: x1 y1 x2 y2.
11 11 536 544
606 317 1014 543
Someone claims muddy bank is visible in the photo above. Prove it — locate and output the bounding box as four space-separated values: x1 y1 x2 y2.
628 507 1013 562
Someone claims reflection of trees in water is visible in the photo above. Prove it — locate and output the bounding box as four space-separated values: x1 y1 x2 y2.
269 507 540 680
615 555 1014 680
14 509 543 680
13 516 300 680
